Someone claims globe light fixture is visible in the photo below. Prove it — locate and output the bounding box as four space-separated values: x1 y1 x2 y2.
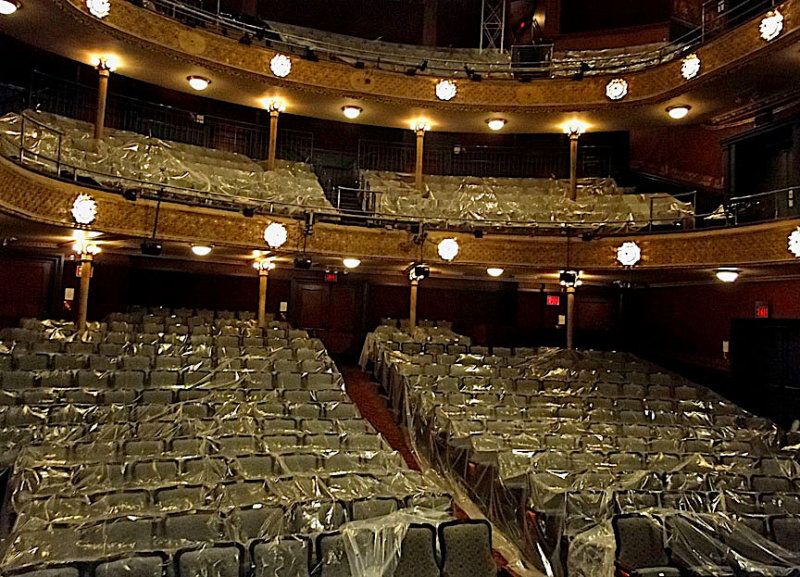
559 270 583 287
265 99 286 113
92 56 118 72
187 76 211 91
342 257 361 269
616 241 642 266
263 222 288 249
437 238 459 261
760 10 783 41
341 106 362 120
0 0 22 15
667 105 691 119
681 53 701 80
716 268 740 283
486 267 504 277
71 194 98 225
435 79 458 101
410 119 431 133
269 54 292 77
86 0 109 18
191 245 212 256
253 259 276 271
605 78 628 101
72 231 101 255
563 121 588 138
486 118 506 131
787 228 800 258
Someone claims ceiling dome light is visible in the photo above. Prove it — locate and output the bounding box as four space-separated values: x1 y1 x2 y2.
788 228 800 257
341 106 362 120
667 105 691 119
187 76 211 91
435 79 458 101
605 78 628 101
342 257 361 269
86 0 109 18
270 54 292 77
486 118 506 131
681 53 701 80
0 0 21 15
760 10 783 41
410 119 431 133
263 222 288 249
616 241 641 266
716 268 740 283
486 267 504 277
71 194 97 225
437 238 459 261
191 245 212 256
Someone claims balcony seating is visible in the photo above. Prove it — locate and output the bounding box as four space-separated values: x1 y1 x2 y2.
0 111 331 214
361 170 693 229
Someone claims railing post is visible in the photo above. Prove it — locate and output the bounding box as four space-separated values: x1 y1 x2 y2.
19 115 25 161
649 197 654 231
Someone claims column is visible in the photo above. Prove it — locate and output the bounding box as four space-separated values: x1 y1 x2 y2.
258 266 269 328
94 63 111 140
409 279 419 328
76 253 94 333
569 131 579 201
415 128 425 191
566 286 575 349
267 109 279 171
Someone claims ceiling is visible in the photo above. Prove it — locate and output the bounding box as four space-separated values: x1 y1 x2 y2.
0 0 799 133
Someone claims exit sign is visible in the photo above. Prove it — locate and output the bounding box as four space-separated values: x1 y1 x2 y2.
755 301 769 318
546 295 560 306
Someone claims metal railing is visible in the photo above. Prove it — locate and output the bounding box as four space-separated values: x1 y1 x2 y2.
128 0 778 79
29 71 313 162
3 110 797 238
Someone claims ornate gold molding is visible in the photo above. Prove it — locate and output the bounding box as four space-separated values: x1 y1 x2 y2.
2 156 798 270
57 0 798 111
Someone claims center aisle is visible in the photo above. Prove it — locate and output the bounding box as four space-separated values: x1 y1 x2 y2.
340 365 419 470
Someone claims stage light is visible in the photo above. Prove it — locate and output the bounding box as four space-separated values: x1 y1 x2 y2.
342 257 361 269
716 268 739 283
605 78 628 101
263 222 287 249
86 0 109 18
71 194 97 225
341 106 362 119
435 79 457 101
760 10 783 41
0 0 22 15
187 76 211 91
437 238 459 261
616 241 641 266
487 267 504 277
191 245 212 256
270 53 292 77
486 118 506 131
141 240 162 256
681 53 700 80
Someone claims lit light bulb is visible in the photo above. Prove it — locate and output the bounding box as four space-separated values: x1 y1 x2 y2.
667 105 690 119
342 106 362 120
486 118 506 131
342 258 361 269
486 267 504 277
187 76 211 91
191 245 212 256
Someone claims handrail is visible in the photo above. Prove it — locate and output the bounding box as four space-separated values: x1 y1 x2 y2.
128 0 778 78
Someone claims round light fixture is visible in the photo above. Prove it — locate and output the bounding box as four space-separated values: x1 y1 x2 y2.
342 257 361 269
681 53 701 80
254 259 276 271
435 79 458 101
0 0 21 15
187 76 211 91
486 267 504 277
616 241 642 267
92 56 118 72
486 118 506 131
265 99 286 113
716 268 740 283
788 228 800 258
86 0 109 18
71 194 97 225
563 121 588 137
263 222 288 249
191 245 212 256
270 54 292 77
341 106 362 120
410 119 431 133
667 105 691 120
605 78 628 101
437 238 459 261
760 10 783 41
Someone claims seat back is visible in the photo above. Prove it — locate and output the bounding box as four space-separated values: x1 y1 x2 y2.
439 520 496 577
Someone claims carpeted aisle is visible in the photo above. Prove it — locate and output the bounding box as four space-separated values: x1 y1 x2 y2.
340 366 419 470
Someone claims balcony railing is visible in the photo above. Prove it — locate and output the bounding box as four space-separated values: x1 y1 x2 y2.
127 0 778 79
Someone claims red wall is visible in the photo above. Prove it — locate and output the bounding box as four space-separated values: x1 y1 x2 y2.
623 278 800 371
